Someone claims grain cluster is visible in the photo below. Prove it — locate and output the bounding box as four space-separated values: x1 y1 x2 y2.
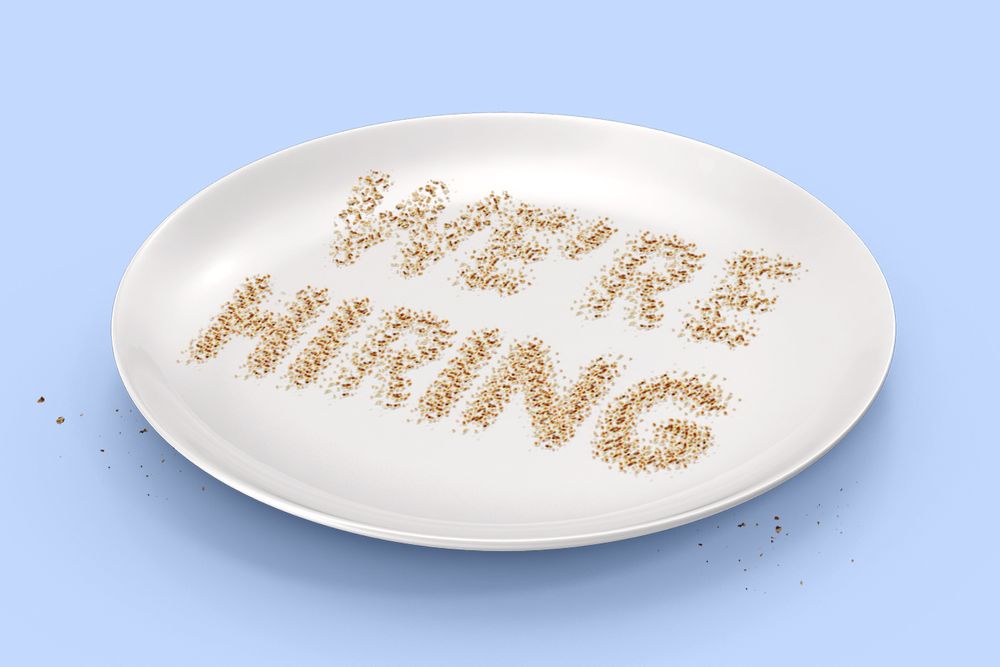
187 274 329 378
578 231 704 328
457 193 613 296
285 297 371 388
330 171 393 266
682 250 801 347
418 328 503 422
461 338 621 449
594 372 731 473
334 307 456 409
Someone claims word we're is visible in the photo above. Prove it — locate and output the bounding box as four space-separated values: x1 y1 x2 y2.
329 171 801 343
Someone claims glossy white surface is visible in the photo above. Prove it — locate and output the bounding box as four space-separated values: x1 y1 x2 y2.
112 114 894 549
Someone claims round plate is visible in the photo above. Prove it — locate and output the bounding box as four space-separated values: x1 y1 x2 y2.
112 114 894 550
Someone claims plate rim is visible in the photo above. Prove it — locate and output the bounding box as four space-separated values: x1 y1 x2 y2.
111 112 896 550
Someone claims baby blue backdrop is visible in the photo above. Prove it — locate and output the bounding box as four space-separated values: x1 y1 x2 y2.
2 2 995 664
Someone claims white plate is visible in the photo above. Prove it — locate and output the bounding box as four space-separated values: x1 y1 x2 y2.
112 114 894 550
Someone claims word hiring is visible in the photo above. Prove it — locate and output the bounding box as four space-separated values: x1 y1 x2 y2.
188 275 733 474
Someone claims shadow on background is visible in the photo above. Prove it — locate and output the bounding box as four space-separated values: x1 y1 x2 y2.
99 367 896 613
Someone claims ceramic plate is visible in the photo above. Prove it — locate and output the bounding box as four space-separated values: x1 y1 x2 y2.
112 114 894 550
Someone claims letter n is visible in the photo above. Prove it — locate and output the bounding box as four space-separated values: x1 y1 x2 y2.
462 338 620 449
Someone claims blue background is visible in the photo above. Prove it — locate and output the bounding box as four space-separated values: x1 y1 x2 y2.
2 2 996 664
